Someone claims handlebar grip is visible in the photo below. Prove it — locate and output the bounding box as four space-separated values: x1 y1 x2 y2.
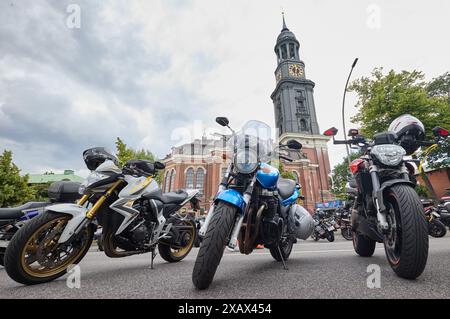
280 155 294 162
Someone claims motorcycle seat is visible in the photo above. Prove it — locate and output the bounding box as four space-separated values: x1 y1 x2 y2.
277 178 296 199
143 189 188 205
0 202 49 220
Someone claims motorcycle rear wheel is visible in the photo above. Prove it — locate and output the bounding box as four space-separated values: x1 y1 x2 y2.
384 185 428 279
341 228 353 240
4 212 93 285
269 238 293 261
353 231 376 257
192 202 236 290
158 220 196 262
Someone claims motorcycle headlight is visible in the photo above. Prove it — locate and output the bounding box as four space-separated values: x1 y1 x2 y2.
234 149 258 174
371 144 406 166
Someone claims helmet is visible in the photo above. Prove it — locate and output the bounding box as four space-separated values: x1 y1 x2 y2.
288 204 314 240
388 114 425 155
83 147 119 171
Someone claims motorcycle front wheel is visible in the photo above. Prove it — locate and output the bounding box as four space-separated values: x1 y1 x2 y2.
158 219 196 262
428 219 447 238
4 212 93 285
341 227 353 240
326 231 335 242
192 202 236 290
384 185 429 279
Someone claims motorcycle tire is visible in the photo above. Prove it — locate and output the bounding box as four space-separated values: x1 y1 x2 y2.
428 219 447 238
192 202 236 290
341 228 353 241
353 232 376 257
158 220 196 263
384 185 428 279
270 238 294 262
4 212 93 285
326 231 335 242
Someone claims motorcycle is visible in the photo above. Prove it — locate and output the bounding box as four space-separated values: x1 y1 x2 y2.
335 206 353 240
0 181 80 266
323 119 433 279
421 200 447 238
4 147 199 285
311 208 336 242
192 118 314 290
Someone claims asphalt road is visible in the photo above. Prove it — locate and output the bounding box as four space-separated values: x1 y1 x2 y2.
1 234 449 299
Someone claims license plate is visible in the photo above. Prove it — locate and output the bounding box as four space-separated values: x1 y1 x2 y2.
327 226 335 231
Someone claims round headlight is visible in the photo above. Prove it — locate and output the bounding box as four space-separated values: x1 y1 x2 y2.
371 145 406 166
234 149 258 174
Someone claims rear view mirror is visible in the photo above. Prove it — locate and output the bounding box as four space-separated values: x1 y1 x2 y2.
323 127 338 136
348 129 359 137
215 117 229 127
154 161 165 170
286 140 302 150
432 126 449 138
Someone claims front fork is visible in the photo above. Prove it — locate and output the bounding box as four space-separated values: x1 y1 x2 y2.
370 164 389 232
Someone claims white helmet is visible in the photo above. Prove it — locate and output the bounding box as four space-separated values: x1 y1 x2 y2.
388 114 425 155
288 204 314 240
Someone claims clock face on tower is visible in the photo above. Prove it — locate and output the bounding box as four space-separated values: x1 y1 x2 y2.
288 64 304 78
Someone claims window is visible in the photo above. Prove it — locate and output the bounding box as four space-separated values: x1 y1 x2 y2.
300 119 308 132
195 168 205 195
164 171 170 192
169 169 176 192
281 44 287 59
185 168 194 189
289 43 295 59
296 101 306 114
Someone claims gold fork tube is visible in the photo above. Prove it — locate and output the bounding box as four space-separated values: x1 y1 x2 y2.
85 180 123 220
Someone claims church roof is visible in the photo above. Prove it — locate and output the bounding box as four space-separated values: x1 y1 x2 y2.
276 13 298 44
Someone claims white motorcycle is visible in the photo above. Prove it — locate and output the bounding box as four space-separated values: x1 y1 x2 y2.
4 147 199 285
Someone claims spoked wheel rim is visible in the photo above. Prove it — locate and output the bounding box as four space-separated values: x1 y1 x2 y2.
170 221 196 258
384 193 402 265
21 216 91 277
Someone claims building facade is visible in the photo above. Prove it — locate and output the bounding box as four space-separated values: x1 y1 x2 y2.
162 16 332 212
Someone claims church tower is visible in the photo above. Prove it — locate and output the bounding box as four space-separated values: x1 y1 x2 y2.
271 14 332 211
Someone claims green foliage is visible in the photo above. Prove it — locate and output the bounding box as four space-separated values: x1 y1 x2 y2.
329 152 361 199
427 72 450 99
415 184 430 199
349 68 450 140
115 137 161 185
0 150 36 207
31 183 51 202
270 160 296 181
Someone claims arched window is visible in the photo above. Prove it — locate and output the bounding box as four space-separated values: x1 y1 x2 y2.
164 171 170 192
185 168 194 189
195 168 205 195
169 169 176 192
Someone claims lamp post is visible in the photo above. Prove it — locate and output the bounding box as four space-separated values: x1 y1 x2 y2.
342 58 359 167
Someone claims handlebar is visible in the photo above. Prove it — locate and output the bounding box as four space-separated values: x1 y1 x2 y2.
279 155 294 162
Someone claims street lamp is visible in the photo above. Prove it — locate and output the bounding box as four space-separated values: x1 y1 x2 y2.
342 58 358 167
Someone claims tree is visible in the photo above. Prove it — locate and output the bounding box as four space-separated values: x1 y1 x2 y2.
427 72 450 99
115 137 162 185
349 68 450 140
270 160 296 181
0 150 36 207
329 153 361 199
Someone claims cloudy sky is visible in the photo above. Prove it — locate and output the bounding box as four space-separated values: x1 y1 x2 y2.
1 0 449 177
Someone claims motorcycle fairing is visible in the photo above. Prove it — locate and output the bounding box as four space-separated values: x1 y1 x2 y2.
45 203 89 243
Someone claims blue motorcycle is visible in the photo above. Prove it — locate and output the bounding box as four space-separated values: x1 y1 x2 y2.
192 118 315 289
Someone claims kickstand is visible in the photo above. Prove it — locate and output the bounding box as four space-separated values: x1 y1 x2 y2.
150 247 157 269
277 245 288 271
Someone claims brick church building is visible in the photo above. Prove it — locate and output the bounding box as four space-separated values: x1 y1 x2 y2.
162 16 332 212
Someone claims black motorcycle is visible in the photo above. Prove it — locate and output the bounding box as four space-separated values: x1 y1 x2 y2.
422 200 447 238
335 206 353 240
0 181 80 266
324 127 430 279
311 208 336 242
